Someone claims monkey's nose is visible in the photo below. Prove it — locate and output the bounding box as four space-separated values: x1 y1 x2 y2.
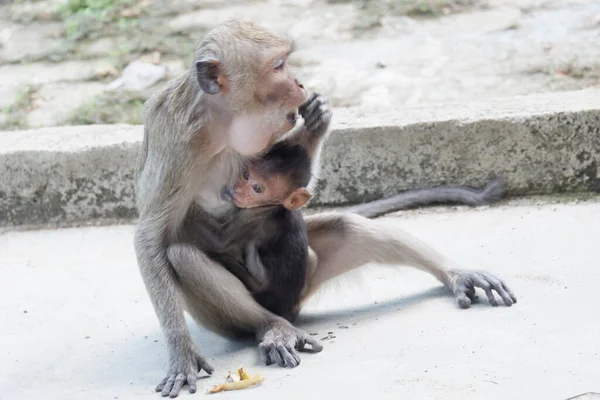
295 79 304 89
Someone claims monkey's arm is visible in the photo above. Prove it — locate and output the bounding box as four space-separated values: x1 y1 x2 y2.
243 241 269 291
134 120 216 397
346 178 504 218
134 216 215 396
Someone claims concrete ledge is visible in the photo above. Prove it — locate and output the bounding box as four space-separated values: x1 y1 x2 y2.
1 89 600 227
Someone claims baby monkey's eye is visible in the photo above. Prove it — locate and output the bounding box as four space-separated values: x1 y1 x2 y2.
252 184 263 194
243 170 249 180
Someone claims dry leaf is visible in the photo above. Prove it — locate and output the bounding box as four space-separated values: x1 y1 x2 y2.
96 65 120 78
208 367 264 394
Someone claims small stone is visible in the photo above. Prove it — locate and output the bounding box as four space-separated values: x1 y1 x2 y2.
163 59 187 79
138 51 162 65
107 60 167 92
95 65 120 79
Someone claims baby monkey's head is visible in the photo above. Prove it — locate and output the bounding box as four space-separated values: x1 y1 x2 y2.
229 141 313 210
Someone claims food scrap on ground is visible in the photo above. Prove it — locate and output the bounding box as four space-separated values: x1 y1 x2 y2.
207 368 265 394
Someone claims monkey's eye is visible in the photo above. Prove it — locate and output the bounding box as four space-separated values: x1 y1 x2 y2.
243 169 249 180
252 184 263 194
273 56 286 71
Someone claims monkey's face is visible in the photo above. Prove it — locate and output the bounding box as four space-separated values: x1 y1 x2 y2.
254 48 309 134
230 168 313 211
223 47 309 157
230 168 284 209
196 22 309 155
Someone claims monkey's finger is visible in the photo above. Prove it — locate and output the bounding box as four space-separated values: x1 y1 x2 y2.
304 111 324 132
299 336 323 353
489 279 514 307
161 375 176 397
501 281 518 304
307 96 328 119
281 347 300 368
304 336 323 353
304 107 331 133
285 344 301 366
300 94 323 120
298 93 319 114
156 376 169 392
465 286 477 302
169 373 186 398
187 374 197 394
480 283 499 307
258 343 273 365
455 290 472 309
197 356 214 374
269 347 285 367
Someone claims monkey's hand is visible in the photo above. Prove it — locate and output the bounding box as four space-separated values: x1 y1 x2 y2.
156 346 214 398
447 269 517 309
258 319 323 368
299 92 332 138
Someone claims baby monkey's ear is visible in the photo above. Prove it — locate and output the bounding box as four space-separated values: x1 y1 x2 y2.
283 188 313 211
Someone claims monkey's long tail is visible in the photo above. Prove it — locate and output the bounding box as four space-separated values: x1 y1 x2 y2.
345 177 505 219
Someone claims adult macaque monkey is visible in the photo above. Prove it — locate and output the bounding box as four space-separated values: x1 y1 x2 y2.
134 19 516 398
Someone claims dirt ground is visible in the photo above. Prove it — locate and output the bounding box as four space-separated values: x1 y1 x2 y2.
1 0 599 130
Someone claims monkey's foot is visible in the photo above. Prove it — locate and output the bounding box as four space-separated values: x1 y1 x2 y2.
258 320 323 368
156 349 214 398
447 269 517 309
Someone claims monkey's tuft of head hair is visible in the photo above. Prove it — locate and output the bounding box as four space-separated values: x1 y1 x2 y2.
253 141 312 189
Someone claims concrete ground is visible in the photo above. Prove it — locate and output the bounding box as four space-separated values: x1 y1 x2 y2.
1 199 600 400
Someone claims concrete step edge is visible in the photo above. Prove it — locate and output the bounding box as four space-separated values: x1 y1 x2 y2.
1 89 599 227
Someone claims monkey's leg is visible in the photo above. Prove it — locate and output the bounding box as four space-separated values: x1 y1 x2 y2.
303 212 516 308
167 243 323 368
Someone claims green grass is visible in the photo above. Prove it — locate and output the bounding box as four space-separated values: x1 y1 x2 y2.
0 85 39 130
57 0 139 41
347 0 481 37
65 93 145 125
58 0 123 14
348 0 479 15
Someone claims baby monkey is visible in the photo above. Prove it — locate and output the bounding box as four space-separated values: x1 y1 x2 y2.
224 141 315 319
214 94 329 321
230 144 313 212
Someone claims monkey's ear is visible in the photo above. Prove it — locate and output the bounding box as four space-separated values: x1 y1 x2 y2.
195 59 224 95
284 188 313 211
